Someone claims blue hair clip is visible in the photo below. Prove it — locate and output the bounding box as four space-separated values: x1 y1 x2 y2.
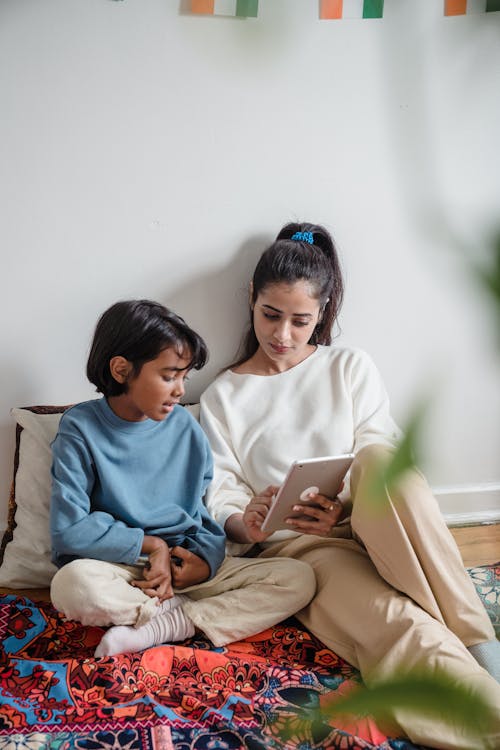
291 231 314 244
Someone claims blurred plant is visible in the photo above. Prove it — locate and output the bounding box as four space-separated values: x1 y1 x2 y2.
366 393 430 514
469 230 500 347
305 669 497 744
351 394 495 738
296 382 497 742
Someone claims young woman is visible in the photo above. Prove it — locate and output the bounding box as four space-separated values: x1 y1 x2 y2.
200 223 500 750
49 299 315 657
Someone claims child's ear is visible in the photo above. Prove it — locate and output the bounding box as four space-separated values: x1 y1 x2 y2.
109 356 133 384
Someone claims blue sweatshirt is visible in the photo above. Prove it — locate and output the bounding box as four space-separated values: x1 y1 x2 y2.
50 398 226 579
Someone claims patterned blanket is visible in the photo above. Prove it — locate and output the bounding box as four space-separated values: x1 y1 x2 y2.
0 563 498 750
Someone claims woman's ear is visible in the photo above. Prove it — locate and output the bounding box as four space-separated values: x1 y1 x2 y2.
109 356 132 384
249 281 254 309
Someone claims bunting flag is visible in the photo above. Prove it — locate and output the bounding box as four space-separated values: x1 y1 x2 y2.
191 0 258 16
320 0 384 20
445 0 500 14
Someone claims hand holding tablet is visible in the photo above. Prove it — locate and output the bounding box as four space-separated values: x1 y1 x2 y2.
260 454 354 534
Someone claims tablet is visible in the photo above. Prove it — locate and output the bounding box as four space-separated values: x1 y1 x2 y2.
260 454 354 534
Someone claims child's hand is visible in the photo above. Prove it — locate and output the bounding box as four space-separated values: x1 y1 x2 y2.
169 546 210 589
132 537 174 601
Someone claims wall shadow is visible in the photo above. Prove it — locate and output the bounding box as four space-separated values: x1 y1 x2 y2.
160 233 269 401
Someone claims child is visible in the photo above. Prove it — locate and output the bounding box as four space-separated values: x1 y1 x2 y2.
50 299 315 657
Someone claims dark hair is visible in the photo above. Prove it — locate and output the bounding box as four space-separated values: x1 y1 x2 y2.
231 222 344 368
87 299 208 397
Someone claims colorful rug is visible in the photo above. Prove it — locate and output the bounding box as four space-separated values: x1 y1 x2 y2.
0 563 498 750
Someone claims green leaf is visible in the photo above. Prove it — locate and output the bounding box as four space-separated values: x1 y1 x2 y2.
308 670 496 738
469 232 500 347
368 396 429 511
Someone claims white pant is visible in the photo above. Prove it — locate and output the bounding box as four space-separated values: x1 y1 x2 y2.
50 552 316 647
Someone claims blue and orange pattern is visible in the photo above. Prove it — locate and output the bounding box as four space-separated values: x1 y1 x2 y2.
0 564 497 750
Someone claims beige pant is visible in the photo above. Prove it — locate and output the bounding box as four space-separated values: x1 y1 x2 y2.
50 552 315 647
258 444 500 750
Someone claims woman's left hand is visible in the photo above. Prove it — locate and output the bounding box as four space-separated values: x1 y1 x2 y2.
285 492 344 537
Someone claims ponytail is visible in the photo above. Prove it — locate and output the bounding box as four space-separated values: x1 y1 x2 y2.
276 222 343 346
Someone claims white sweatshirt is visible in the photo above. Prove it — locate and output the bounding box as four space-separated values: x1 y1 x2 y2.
200 346 401 552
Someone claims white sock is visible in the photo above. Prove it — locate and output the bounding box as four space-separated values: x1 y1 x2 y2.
94 595 194 657
468 639 500 682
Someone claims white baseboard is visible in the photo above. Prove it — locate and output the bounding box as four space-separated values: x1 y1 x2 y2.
433 483 500 526
442 509 500 527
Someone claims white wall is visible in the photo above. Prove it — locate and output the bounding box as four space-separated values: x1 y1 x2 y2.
1 0 499 528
